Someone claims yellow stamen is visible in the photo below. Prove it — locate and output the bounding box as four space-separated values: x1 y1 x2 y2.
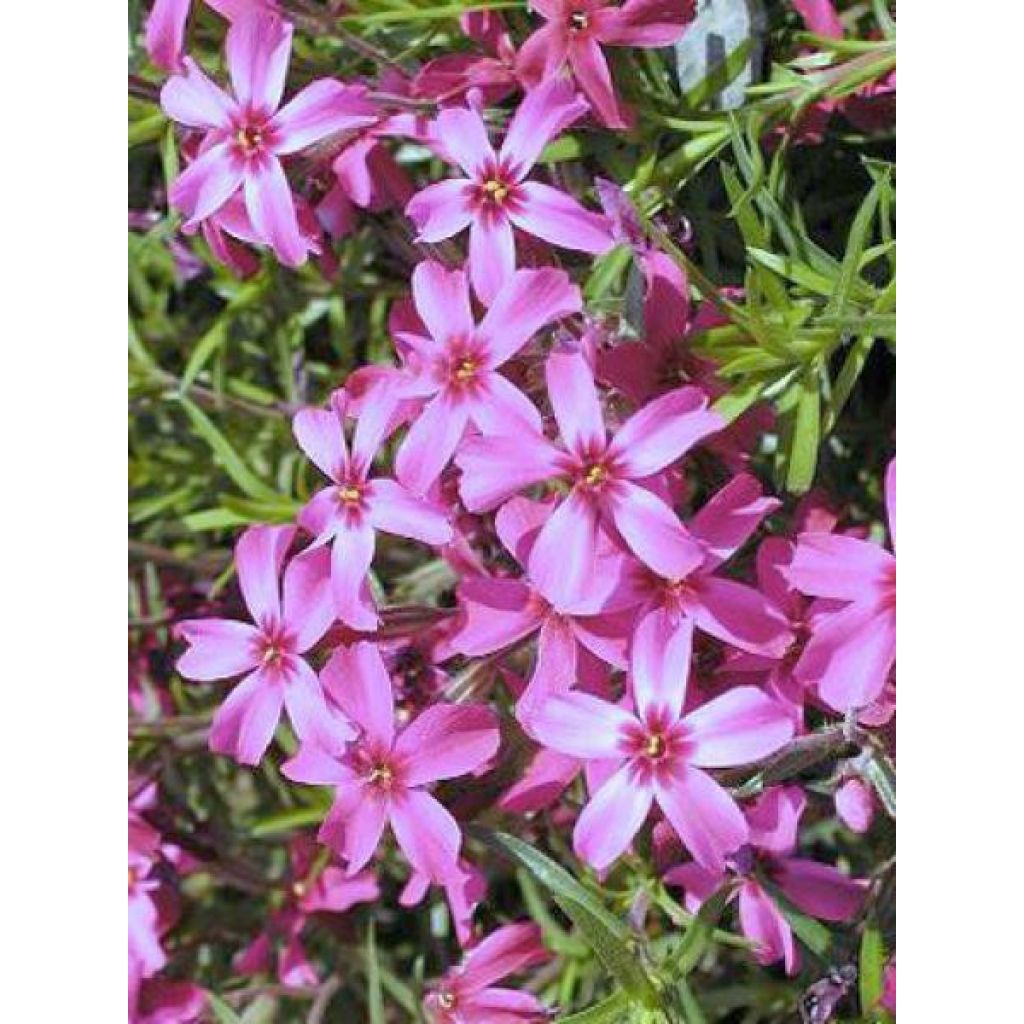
483 179 509 203
454 358 478 381
569 11 589 30
583 464 608 487
644 733 667 759
338 484 362 505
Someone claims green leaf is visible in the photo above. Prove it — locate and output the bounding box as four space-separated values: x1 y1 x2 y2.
824 334 876 433
558 990 631 1024
826 176 884 321
472 829 663 1009
181 320 229 393
861 747 896 818
785 368 821 493
859 919 887 1012
207 994 243 1024
673 885 732 977
366 919 384 1024
251 802 330 837
673 976 709 1024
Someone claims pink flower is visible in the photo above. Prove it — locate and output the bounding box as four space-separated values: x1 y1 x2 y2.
145 0 273 73
293 387 453 630
424 923 550 1024
452 496 633 725
176 525 354 765
161 13 375 265
405 78 613 303
787 458 896 710
400 858 487 947
517 0 696 129
528 650 793 870
834 776 875 833
132 979 206 1024
283 642 500 882
392 260 582 494
456 348 723 606
666 787 865 974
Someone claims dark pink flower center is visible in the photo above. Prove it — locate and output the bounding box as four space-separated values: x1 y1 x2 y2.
352 745 403 794
621 711 691 780
473 161 521 213
255 623 296 673
442 337 487 391
230 110 277 161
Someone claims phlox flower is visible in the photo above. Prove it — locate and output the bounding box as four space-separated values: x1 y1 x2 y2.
528 648 793 870
293 387 453 631
145 0 274 72
400 858 487 947
283 642 500 882
665 786 865 974
392 260 582 494
176 525 353 765
786 458 896 711
456 348 723 607
424 922 550 1024
517 0 696 129
161 13 376 265
405 78 613 303
452 496 634 724
132 979 206 1024
834 776 875 834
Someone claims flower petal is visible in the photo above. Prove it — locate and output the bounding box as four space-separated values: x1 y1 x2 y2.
319 783 387 875
470 372 544 434
176 618 261 681
395 704 501 786
434 105 497 176
170 142 244 226
451 577 546 656
146 0 190 72
209 669 284 766
787 533 895 603
508 181 614 254
596 0 694 47
527 488 600 609
411 260 475 344
282 743 357 787
330 522 377 631
459 922 548 992
320 641 395 746
406 179 475 243
775 859 866 921
366 478 452 545
568 36 631 129
544 349 606 456
389 789 462 883
630 606 693 722
235 524 294 626
500 77 588 177
574 763 654 870
226 12 292 111
684 686 794 768
395 392 471 495
469 213 516 306
527 691 633 759
243 156 309 266
160 57 234 127
283 658 355 753
455 431 563 512
692 576 794 657
271 81 376 155
738 882 796 972
281 544 335 651
293 405 346 481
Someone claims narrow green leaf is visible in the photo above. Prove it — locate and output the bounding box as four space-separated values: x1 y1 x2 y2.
207 994 244 1024
181 320 229 393
785 369 821 493
674 976 709 1024
861 748 896 818
557 990 631 1024
673 885 732 977
824 335 875 433
366 918 384 1024
859 920 886 1012
472 829 662 1009
826 178 884 321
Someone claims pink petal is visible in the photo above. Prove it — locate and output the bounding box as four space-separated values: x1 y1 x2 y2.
746 785 804 854
527 489 600 609
515 24 569 86
320 642 395 746
351 385 403 471
790 0 844 37
545 349 606 456
209 669 284 765
568 36 631 130
494 496 551 566
389 789 462 882
687 475 782 568
283 658 355 753
641 249 690 350
271 81 375 155
395 704 500 786
470 372 544 434
460 988 549 1024
574 763 654 869
526 691 633 759
225 12 292 111
469 213 516 305
281 544 335 651
787 533 894 603
243 156 309 266
301 867 380 913
663 862 725 912
282 743 357 787
395 393 471 495
508 181 613 254
330 522 377 631
319 783 387 874
235 524 293 626
775 858 866 921
684 687 794 768
885 456 896 549
654 765 748 870
835 778 875 833
293 406 345 481
367 478 452 545
451 577 546 656
433 105 497 176
596 0 694 47
500 77 588 177
607 481 705 580
176 619 261 681
406 179 475 243
518 614 579 726
460 922 548 992
796 599 895 711
738 882 795 972
499 747 581 814
608 387 722 479
411 260 475 344
630 606 693 721
692 576 794 657
145 0 190 72
170 142 244 226
160 57 234 128
298 487 343 542
455 431 563 512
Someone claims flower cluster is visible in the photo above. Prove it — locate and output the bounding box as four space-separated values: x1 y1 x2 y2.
132 1 896 1020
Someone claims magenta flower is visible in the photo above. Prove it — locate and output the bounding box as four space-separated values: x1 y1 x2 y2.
834 777 875 833
400 858 487 947
529 650 793 870
293 387 453 631
145 0 272 72
393 260 582 494
787 458 896 711
452 496 634 725
424 922 550 1024
517 0 696 129
405 78 613 303
665 787 865 974
456 348 723 606
176 525 354 765
160 13 375 265
283 642 500 882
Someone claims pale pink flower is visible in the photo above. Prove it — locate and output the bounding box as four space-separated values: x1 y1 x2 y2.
456 348 723 606
283 642 500 882
293 387 453 631
405 79 613 303
517 0 696 129
392 260 582 494
787 458 896 710
834 776 875 833
666 787 865 974
161 13 375 265
529 651 793 870
424 923 550 1024
145 0 274 73
176 525 353 765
